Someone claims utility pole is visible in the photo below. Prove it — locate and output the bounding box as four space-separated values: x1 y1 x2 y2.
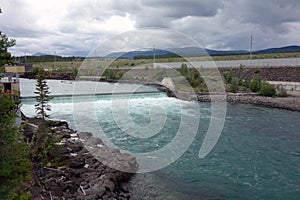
95 49 98 68
250 35 253 60
0 8 2 35
153 44 156 64
54 51 56 68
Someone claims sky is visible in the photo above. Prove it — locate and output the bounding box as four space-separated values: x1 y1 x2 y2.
1 0 300 56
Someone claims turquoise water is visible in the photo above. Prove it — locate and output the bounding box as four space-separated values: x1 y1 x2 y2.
21 81 300 200
144 103 300 200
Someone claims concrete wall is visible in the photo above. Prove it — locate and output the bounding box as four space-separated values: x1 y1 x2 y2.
268 81 300 96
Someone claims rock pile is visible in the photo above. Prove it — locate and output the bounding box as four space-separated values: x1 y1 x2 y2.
24 119 138 200
193 93 300 112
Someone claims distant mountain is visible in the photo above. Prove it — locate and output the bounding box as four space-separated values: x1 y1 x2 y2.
32 52 49 56
167 47 208 55
170 45 300 56
107 45 300 58
169 47 248 55
106 47 250 58
30 45 300 59
255 45 300 53
106 49 172 58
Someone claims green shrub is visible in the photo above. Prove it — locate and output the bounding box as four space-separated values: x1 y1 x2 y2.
179 63 188 76
259 83 276 97
186 68 201 88
103 69 117 79
240 78 250 88
32 66 44 73
249 76 261 92
72 67 78 77
239 86 251 92
229 77 240 93
222 70 234 83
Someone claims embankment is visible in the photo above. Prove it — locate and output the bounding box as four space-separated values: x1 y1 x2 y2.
20 66 300 82
219 66 300 82
115 80 300 112
194 93 300 112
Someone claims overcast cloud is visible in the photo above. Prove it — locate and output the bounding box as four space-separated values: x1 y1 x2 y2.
0 0 299 56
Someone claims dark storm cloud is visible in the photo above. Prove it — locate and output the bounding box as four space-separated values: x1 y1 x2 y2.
140 0 223 18
215 0 300 49
1 0 300 56
105 0 300 50
224 0 300 25
128 0 224 27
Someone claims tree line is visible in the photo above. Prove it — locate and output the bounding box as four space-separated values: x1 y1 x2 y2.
16 55 85 63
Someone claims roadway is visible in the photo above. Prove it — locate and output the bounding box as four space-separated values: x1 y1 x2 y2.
153 57 300 68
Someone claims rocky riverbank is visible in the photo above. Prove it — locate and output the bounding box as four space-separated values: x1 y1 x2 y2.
193 93 300 112
121 80 300 112
81 75 300 112
23 118 138 200
118 79 300 112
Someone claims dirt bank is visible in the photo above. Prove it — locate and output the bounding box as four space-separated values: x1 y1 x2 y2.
20 66 300 82
219 66 300 82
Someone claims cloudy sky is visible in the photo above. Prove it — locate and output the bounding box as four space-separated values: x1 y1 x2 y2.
1 0 300 56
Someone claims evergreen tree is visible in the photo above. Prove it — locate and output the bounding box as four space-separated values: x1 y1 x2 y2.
0 33 16 67
34 70 52 120
0 92 31 199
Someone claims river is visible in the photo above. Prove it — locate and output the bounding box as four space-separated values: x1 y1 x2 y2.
20 79 300 200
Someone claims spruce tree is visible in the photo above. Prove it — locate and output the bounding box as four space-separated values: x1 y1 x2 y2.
0 92 31 199
35 70 52 120
0 33 16 67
